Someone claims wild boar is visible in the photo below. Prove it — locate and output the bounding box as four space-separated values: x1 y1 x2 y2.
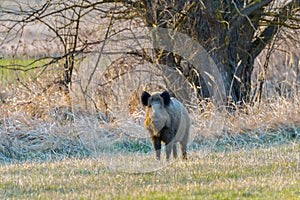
141 91 190 160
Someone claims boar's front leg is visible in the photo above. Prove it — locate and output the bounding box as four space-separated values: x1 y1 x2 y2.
172 143 178 159
165 142 173 160
151 136 161 160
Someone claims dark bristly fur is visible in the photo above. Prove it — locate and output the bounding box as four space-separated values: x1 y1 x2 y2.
141 91 190 160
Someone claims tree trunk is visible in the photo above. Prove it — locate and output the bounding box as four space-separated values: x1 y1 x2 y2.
138 0 298 105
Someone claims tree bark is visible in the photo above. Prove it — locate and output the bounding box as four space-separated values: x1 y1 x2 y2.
138 0 300 104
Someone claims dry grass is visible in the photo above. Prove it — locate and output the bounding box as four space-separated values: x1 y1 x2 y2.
1 54 300 158
1 76 299 163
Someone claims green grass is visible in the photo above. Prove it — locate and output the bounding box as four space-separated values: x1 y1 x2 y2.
0 143 299 199
0 58 50 84
0 58 48 69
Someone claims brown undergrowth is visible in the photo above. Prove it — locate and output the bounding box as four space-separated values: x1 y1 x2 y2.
1 78 299 163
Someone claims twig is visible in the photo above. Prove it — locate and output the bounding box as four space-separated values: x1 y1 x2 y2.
84 4 116 94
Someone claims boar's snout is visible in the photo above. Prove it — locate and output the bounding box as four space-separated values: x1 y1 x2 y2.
151 118 163 130
150 104 167 132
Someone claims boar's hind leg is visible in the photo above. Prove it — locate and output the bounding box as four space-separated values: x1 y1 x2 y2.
151 137 161 160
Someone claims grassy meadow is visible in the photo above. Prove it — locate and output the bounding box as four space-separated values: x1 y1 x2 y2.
0 50 299 200
0 144 299 199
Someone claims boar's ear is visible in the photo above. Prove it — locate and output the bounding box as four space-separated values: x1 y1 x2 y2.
161 91 171 106
141 91 151 106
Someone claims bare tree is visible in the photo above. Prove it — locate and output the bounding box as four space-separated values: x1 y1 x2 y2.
0 0 299 107
129 0 300 104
